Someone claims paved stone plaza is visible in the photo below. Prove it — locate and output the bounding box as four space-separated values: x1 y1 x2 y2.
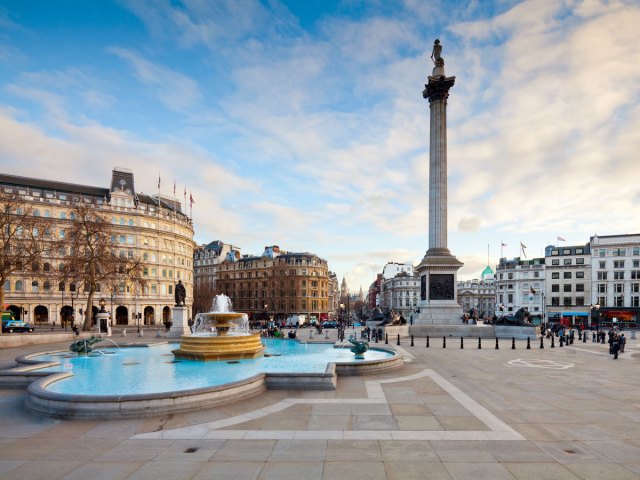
1 332 639 479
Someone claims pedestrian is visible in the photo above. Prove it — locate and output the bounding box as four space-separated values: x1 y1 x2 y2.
620 334 626 353
611 335 620 360
592 331 596 342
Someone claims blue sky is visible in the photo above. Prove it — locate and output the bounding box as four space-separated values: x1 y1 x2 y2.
1 0 640 293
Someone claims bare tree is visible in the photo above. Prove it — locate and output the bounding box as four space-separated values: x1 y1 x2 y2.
59 201 145 331
0 191 48 313
193 275 217 316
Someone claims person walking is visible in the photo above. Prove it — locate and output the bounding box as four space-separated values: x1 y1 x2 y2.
611 335 621 360
620 334 626 353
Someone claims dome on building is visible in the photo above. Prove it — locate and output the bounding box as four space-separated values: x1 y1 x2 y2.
481 265 494 280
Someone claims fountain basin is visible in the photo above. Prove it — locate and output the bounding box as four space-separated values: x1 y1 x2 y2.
11 340 402 419
172 333 264 361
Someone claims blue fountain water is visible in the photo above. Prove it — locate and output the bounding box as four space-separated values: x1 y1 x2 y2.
32 339 393 396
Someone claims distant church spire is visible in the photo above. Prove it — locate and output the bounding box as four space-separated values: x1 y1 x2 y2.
340 276 349 298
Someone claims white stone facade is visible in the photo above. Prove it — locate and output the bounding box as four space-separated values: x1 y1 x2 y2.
495 257 544 320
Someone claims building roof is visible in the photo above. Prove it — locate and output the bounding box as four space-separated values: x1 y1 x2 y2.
0 173 109 197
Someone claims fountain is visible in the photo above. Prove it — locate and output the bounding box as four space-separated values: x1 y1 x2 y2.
171 294 264 361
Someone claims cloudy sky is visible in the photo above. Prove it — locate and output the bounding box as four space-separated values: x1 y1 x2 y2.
1 0 639 293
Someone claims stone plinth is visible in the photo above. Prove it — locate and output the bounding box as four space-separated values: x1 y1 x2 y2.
95 312 111 337
414 253 463 325
167 306 189 339
172 334 264 361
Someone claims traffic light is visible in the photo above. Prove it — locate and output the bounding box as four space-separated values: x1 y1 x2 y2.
79 308 83 315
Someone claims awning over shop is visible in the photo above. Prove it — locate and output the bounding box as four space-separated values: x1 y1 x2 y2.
562 312 589 317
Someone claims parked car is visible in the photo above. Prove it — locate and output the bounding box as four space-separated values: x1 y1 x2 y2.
322 321 338 328
2 319 34 333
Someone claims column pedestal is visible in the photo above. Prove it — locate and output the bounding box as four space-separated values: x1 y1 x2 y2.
168 306 190 339
414 252 463 325
95 312 112 337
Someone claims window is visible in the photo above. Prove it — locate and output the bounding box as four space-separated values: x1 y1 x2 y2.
552 272 560 279
614 272 624 280
551 297 560 306
43 281 50 292
576 248 584 254
563 272 572 279
613 248 625 256
31 281 38 293
634 260 640 268
552 284 560 292
575 297 585 306
614 283 624 293
3 280 9 291
551 250 559 256
563 284 572 292
599 261 606 269
632 297 640 307
15 280 23 291
59 212 66 220
614 296 624 307
534 271 540 278
33 209 40 217
632 271 640 279
597 272 607 280
634 247 640 255
563 297 572 307
563 259 572 265
563 249 571 255
599 249 606 257
614 260 625 269
576 271 584 279
552 259 560 266
597 284 607 293
576 258 584 265
576 284 584 292
507 294 513 303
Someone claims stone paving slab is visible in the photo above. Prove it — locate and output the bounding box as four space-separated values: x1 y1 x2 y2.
0 334 639 479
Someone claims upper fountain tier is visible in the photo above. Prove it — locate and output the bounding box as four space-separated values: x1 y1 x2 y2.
191 294 249 336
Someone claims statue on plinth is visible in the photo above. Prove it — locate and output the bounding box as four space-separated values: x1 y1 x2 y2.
431 39 442 64
174 280 186 307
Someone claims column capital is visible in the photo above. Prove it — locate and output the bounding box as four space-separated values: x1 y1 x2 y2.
422 76 456 102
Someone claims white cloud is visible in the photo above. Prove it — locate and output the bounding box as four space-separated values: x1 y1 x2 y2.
109 48 202 111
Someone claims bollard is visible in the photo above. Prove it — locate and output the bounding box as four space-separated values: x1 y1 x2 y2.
443 336 446 348
375 333 378 344
540 336 544 349
426 336 430 348
526 337 531 349
583 332 586 343
495 338 499 350
559 336 564 347
156 328 161 338
551 335 555 348
309 330 314 339
397 334 400 346
138 329 143 338
122 329 127 337
511 337 516 349
325 330 329 339
578 331 582 340
460 337 464 349
385 333 389 344
411 335 414 347
478 337 482 349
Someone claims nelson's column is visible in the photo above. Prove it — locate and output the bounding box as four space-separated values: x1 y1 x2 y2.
414 39 464 325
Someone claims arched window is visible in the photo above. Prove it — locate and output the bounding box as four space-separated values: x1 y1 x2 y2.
43 210 50 217
70 283 76 292
32 262 39 272
15 280 23 291
70 212 76 220
43 262 50 272
3 280 9 291
59 212 67 220
33 209 40 217
128 219 134 226
43 281 51 292
31 281 39 293
58 263 65 272
58 282 65 292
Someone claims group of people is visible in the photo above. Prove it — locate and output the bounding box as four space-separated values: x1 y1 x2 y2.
607 330 626 359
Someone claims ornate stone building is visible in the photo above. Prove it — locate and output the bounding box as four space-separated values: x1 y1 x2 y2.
380 272 419 321
0 168 195 327
456 266 496 320
193 240 241 314
215 246 330 322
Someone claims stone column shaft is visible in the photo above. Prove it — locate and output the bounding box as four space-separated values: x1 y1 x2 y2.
429 98 448 251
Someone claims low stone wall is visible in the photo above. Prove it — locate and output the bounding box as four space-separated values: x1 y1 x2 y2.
0 332 92 349
335 352 403 376
409 325 496 338
494 325 540 340
383 326 410 338
265 364 337 390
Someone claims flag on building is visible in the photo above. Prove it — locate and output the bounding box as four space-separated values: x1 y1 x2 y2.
157 175 161 190
184 186 187 201
530 286 537 295
501 242 507 247
520 242 527 258
190 192 195 205
173 179 176 195
557 236 566 242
